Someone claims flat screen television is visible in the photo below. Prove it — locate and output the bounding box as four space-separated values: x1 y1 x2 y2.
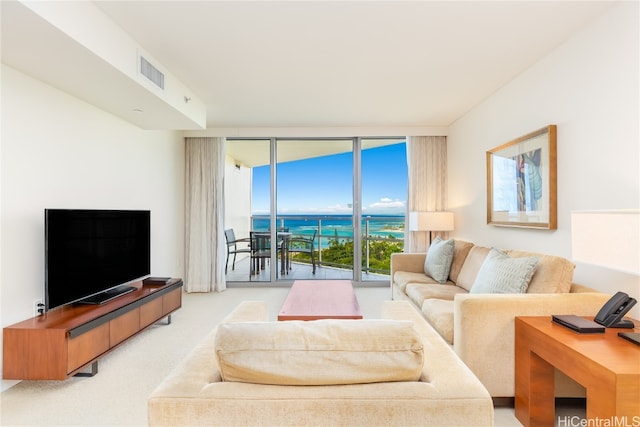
45 209 150 311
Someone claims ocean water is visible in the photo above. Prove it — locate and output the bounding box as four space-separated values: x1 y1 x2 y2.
251 215 404 249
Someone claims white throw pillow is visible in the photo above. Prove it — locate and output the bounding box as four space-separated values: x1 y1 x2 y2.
470 248 538 294
423 237 455 284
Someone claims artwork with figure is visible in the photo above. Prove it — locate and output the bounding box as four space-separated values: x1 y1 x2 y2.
516 148 542 211
487 125 556 229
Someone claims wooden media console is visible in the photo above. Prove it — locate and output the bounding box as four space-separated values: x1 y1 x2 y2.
3 279 183 380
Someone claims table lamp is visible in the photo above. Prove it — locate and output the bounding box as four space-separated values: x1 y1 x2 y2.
409 211 454 245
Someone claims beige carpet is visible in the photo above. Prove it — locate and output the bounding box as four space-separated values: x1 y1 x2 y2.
1 286 523 426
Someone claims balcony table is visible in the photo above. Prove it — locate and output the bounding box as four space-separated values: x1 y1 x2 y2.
251 231 291 275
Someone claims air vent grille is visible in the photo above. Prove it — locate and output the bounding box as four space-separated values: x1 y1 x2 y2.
140 56 164 89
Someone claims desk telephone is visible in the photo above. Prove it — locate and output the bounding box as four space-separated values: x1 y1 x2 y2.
594 291 637 328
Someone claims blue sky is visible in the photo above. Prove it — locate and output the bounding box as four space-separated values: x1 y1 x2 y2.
252 142 407 215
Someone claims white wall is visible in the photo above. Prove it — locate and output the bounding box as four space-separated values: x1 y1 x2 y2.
448 2 639 316
224 154 252 266
0 65 185 380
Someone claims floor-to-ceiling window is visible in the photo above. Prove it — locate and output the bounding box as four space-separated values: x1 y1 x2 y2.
224 137 406 285
276 139 354 283
224 138 270 282
360 139 407 282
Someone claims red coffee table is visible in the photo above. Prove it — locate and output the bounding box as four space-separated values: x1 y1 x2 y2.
278 280 363 321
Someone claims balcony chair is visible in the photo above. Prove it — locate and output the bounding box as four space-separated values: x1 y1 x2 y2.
250 231 290 279
224 229 251 274
287 230 317 274
250 231 272 280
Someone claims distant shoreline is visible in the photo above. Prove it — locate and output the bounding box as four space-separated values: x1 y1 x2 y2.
380 228 404 233
251 215 405 248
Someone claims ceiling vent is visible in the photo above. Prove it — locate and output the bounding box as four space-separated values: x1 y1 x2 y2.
140 56 164 90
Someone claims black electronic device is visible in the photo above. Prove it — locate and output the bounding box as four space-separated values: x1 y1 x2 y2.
143 277 172 286
618 332 640 346
45 209 150 311
552 315 605 333
594 291 637 328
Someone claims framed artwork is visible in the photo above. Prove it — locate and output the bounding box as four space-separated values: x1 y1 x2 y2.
486 125 557 229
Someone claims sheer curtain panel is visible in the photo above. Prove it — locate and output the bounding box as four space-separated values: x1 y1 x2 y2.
405 136 449 253
184 137 226 292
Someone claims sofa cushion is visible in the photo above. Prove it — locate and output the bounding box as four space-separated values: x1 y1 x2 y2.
421 299 454 344
214 319 424 386
455 246 492 291
424 237 455 284
394 271 439 293
406 283 467 308
449 240 475 283
470 248 538 294
506 250 575 293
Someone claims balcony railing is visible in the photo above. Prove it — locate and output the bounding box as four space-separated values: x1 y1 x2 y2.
251 215 404 275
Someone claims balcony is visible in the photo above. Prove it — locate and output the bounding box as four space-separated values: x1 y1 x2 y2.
225 215 404 284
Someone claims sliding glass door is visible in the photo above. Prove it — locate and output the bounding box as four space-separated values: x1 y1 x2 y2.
360 139 407 282
224 137 405 284
276 139 354 282
224 139 271 282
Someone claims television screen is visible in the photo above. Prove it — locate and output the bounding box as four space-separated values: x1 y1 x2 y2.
45 209 150 310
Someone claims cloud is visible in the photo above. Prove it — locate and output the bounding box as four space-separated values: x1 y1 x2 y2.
258 198 405 216
368 198 405 209
274 204 353 215
323 204 353 213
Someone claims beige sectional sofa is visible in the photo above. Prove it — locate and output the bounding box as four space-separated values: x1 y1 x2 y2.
391 239 611 398
148 300 494 426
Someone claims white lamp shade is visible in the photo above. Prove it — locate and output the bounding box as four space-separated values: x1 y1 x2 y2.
571 209 640 275
409 211 454 232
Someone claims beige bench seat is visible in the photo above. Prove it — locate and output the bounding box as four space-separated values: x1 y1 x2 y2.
148 300 493 427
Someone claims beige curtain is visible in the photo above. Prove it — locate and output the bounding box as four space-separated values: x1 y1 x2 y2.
184 137 226 292
405 136 449 253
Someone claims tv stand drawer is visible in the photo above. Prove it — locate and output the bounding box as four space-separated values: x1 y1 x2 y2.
68 323 110 373
140 297 164 327
110 308 140 346
163 288 182 314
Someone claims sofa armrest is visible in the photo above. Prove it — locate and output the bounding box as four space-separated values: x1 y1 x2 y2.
453 291 611 397
221 300 269 323
390 253 427 280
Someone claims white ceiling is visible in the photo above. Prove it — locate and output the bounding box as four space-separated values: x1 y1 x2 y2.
3 1 617 130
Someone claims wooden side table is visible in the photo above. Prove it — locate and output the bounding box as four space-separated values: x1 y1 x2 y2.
515 316 640 427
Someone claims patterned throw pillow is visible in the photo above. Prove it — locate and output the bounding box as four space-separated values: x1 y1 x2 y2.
423 237 455 284
470 248 538 294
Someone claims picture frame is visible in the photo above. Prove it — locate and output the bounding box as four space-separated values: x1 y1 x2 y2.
486 125 557 229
